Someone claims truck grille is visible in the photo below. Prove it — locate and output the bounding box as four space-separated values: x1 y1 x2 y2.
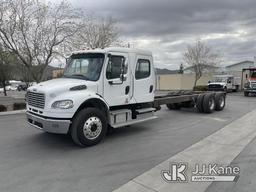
27 92 45 109
208 84 222 89
251 83 256 89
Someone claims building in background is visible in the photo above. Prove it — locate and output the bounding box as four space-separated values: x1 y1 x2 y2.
156 73 212 90
225 60 255 77
183 64 221 74
155 68 211 90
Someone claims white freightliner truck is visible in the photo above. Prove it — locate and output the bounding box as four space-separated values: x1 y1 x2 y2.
26 47 226 147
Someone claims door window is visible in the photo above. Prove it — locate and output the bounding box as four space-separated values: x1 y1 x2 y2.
135 59 151 79
106 56 126 79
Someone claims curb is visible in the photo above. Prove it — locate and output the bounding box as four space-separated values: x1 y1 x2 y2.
0 110 26 116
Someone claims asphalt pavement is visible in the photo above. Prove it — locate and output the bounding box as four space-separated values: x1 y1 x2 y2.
0 93 255 192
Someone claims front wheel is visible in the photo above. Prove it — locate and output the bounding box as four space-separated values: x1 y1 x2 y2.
71 108 107 147
244 91 249 97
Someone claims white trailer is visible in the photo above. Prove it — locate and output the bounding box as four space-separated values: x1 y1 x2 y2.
26 47 226 147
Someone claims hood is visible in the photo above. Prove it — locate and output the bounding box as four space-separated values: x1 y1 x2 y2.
248 77 256 82
27 78 98 95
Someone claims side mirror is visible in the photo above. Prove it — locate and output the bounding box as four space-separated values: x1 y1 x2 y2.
120 74 127 81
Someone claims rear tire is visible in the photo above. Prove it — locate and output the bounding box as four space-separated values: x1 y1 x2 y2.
244 91 249 97
215 93 225 111
202 94 216 113
234 85 239 92
196 94 205 113
71 108 107 147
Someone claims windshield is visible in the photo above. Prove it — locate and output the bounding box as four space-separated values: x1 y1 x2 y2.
213 77 227 82
63 53 105 81
250 71 256 78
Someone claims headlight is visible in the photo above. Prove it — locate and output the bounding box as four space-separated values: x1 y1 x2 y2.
52 100 73 109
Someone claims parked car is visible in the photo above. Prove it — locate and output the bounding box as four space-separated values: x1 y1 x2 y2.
10 86 18 91
17 84 28 91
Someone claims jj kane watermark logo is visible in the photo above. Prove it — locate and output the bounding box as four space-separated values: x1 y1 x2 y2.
161 163 188 183
161 162 240 183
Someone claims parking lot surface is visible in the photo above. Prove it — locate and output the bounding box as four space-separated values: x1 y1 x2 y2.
0 93 255 192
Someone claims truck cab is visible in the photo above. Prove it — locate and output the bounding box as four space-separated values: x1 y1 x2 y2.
26 47 156 146
243 68 256 96
208 75 240 92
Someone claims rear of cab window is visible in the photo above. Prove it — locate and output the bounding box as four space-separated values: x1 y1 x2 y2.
135 59 150 79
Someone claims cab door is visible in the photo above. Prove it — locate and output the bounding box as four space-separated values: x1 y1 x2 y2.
227 77 233 90
133 55 155 103
103 53 131 106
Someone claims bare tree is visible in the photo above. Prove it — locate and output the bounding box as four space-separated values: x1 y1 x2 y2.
0 46 16 96
183 40 221 89
0 0 81 82
17 64 32 87
73 16 120 50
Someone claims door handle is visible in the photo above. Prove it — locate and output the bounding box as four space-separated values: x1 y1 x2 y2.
125 86 130 95
149 85 153 93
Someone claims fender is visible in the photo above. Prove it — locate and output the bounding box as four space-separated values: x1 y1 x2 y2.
73 93 110 123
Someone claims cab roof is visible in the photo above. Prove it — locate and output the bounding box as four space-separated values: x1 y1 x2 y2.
72 47 152 56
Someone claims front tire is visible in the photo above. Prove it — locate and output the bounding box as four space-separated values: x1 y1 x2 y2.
244 91 249 97
71 108 107 147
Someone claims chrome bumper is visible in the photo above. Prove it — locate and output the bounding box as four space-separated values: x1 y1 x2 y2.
26 112 71 134
244 89 256 92
208 88 225 91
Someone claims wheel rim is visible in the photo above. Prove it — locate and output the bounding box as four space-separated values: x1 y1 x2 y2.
83 117 102 140
209 98 215 110
219 96 225 108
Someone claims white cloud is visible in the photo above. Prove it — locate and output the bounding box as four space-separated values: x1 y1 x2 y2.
63 0 256 68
